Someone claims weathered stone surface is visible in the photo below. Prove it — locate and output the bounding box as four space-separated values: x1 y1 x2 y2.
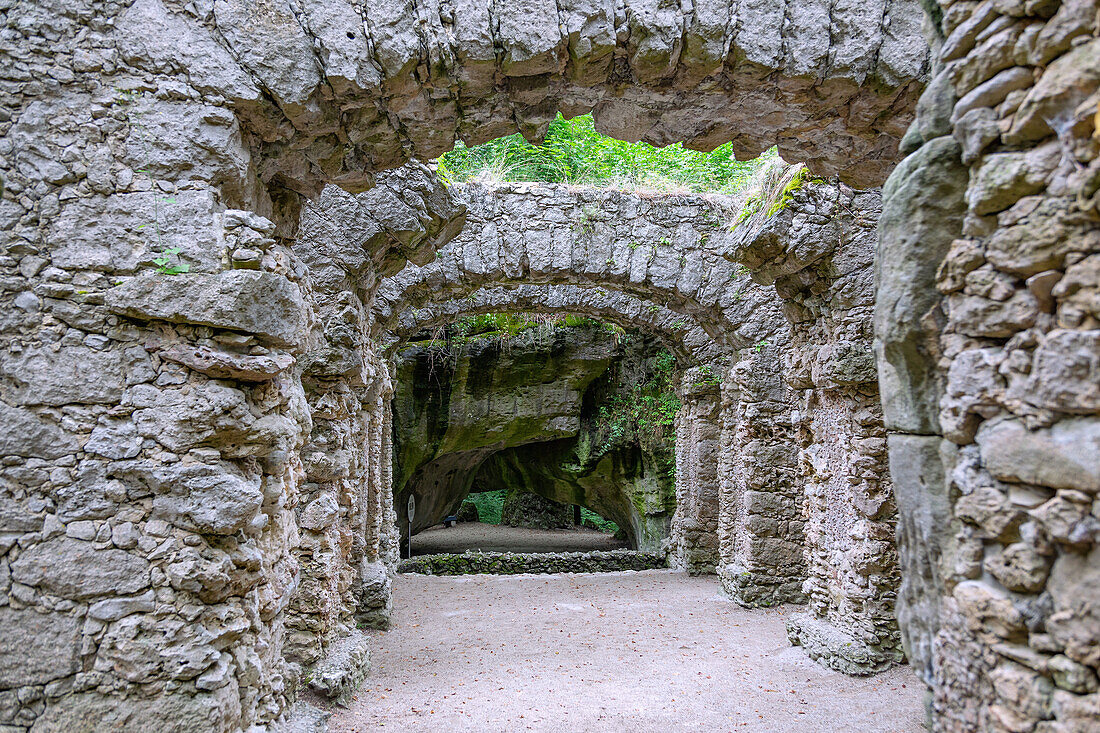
787 612 904 675
1046 547 1100 668
890 434 953 686
1025 330 1100 413
0 402 79 459
985 542 1052 592
876 137 968 434
0 345 147 406
11 537 150 600
121 462 264 535
976 418 1100 492
106 271 310 349
30 685 241 733
307 630 371 705
127 382 257 453
157 343 295 381
85 417 143 460
0 607 81 688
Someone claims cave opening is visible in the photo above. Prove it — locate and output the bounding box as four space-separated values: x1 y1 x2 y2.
392 313 683 558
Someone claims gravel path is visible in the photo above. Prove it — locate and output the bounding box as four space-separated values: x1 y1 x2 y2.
329 571 924 733
411 522 628 555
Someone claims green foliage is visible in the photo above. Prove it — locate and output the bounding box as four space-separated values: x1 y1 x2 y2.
440 312 624 346
693 364 721 387
764 166 824 217
152 246 190 275
593 347 680 457
465 490 506 525
437 114 769 193
580 508 618 534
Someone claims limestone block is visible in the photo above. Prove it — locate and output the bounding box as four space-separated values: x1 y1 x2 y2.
889 434 953 685
1046 546 1100 667
0 607 80 688
1052 255 1100 327
976 417 1100 492
986 196 1100 276
11 537 151 600
984 542 1052 592
0 401 79 459
85 417 143 460
30 685 241 733
1008 38 1100 144
307 630 371 705
213 0 321 109
129 382 254 453
116 0 260 102
106 271 310 349
55 461 128 522
876 137 968 434
50 190 223 274
0 345 147 406
1024 329 1100 412
121 462 264 535
158 343 296 382
967 142 1061 215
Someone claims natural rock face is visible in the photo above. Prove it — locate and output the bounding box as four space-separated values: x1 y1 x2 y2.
391 326 615 533
500 491 575 531
391 324 677 550
878 2 1100 731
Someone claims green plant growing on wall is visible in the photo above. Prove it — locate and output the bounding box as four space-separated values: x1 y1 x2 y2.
152 246 190 275
694 364 721 387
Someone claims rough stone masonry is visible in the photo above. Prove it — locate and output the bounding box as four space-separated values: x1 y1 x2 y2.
0 0 1097 732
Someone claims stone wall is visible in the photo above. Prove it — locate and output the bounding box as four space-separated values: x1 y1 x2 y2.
107 0 927 198
878 2 1100 730
397 549 667 576
669 368 722 573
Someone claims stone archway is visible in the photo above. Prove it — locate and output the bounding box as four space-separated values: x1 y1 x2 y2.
5 0 1097 730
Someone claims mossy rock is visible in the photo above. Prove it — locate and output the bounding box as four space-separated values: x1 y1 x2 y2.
500 489 573 529
457 501 480 523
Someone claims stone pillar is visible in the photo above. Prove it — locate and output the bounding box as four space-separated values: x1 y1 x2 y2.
669 367 721 573
716 346 806 606
354 371 394 629
786 384 903 675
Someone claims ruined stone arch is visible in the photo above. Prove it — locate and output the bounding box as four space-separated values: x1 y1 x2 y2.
383 283 730 366
371 181 790 352
6 0 1098 730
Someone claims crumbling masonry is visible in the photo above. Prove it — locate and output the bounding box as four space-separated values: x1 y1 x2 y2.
1 1 1098 731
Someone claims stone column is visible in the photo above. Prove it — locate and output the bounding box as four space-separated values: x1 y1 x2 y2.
716 346 806 606
669 367 722 573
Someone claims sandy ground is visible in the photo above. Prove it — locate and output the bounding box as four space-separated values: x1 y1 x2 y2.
329 571 925 733
411 522 629 555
